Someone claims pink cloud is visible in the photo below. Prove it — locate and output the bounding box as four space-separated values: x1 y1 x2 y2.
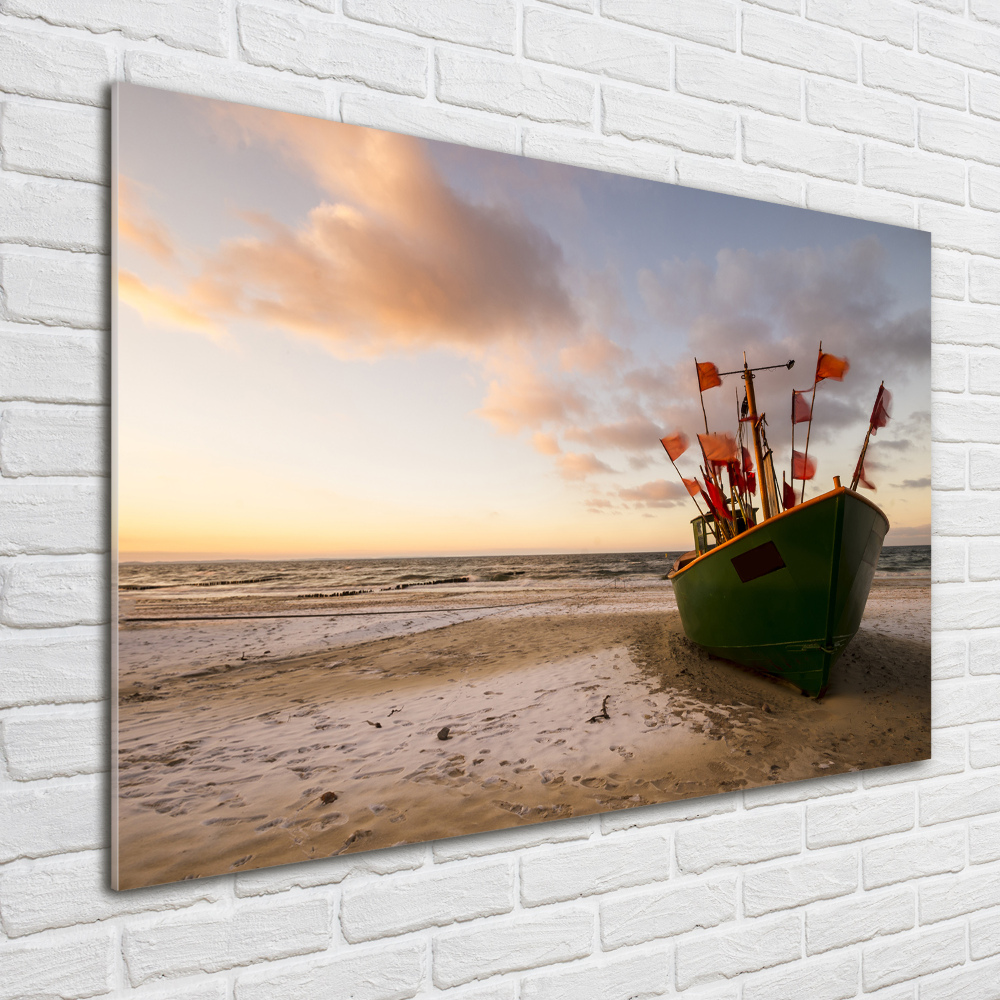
557 452 616 480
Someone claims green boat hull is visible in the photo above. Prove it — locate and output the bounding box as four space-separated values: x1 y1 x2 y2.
668 487 888 696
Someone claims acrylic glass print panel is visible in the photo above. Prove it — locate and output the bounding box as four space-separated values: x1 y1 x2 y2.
112 82 931 889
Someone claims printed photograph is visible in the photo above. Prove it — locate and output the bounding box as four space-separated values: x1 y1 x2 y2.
113 83 931 889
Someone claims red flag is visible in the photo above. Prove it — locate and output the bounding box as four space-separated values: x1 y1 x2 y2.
731 463 747 496
697 361 722 392
870 386 892 435
698 432 738 465
782 477 797 510
745 469 756 496
792 390 812 424
792 449 816 481
682 476 700 497
741 445 754 475
816 352 849 382
706 480 733 520
857 463 876 491
660 432 689 462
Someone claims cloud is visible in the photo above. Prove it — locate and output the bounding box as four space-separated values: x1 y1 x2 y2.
895 477 931 489
557 452 616 480
618 479 689 508
118 176 176 264
118 270 225 341
565 415 665 453
532 432 562 455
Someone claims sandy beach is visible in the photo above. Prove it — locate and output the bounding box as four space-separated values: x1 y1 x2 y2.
116 575 930 889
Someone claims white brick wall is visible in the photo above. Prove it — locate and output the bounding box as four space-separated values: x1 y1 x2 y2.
0 2 997 997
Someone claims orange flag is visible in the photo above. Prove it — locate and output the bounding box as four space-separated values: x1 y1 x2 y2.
682 476 700 497
660 432 689 462
706 481 733 520
816 352 849 382
698 432 737 465
792 449 817 481
697 361 722 392
792 390 812 424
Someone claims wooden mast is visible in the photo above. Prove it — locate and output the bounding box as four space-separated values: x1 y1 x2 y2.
743 353 774 521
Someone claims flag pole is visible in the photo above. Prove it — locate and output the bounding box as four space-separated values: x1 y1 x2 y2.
694 356 710 434
668 454 707 517
790 390 796 495
800 341 822 504
850 381 884 490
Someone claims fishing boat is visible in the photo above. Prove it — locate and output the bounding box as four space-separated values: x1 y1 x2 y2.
664 352 891 697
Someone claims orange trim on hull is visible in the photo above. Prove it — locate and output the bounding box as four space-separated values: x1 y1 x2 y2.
668 486 889 581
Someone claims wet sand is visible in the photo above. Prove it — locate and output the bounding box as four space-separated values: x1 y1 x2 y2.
115 578 930 889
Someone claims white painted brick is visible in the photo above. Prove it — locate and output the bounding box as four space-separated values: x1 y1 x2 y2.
932 254 967 301
0 325 104 403
921 106 1000 167
973 0 1000 27
862 924 966 991
748 0 801 11
601 0 737 51
676 46 800 119
744 771 858 808
915 0 966 11
0 404 106 476
971 164 1000 213
0 170 106 253
520 949 669 1000
0 100 106 184
919 12 1000 75
0 925 113 1000
522 125 670 181
0 480 104 556
806 885 914 954
0 850 221 937
919 958 1000 1000
0 24 112 106
863 44 966 110
540 0 592 10
935 676 1000 725
973 817 1000 864
806 181 915 228
523 7 671 91
933 444 967 492
971 71 1000 121
862 728 965 787
972 729 1000 767
0 249 107 329
2 702 105 779
124 50 329 119
863 828 966 889
344 0 516 53
602 87 736 156
934 300 1000 347
935 585 1000 632
124 899 331 985
921 202 1000 258
0 628 105 708
4 0 227 56
742 952 859 1000
234 942 424 1000
675 156 802 206
807 78 914 145
933 537 965 582
437 49 592 124
807 0 914 47
920 866 1000 924
970 541 1000 582
935 399 1000 445
743 9 857 81
970 257 1000 303
675 808 800 874
971 910 1000 959
807 789 914 847
239 4 427 97
0 555 107 627
0 775 101 863
921 773 1000 824
864 144 965 204
520 833 670 905
235 845 425 896
343 90 517 154
969 347 1000 396
933 346 967 392
433 908 593 988
971 632 1000 674
600 873 737 949
744 116 858 182
600 792 739 832
971 446 1000 488
675 913 801 990
340 859 513 942
432 817 589 861
743 850 858 916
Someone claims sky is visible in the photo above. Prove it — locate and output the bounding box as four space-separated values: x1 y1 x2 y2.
114 83 931 561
